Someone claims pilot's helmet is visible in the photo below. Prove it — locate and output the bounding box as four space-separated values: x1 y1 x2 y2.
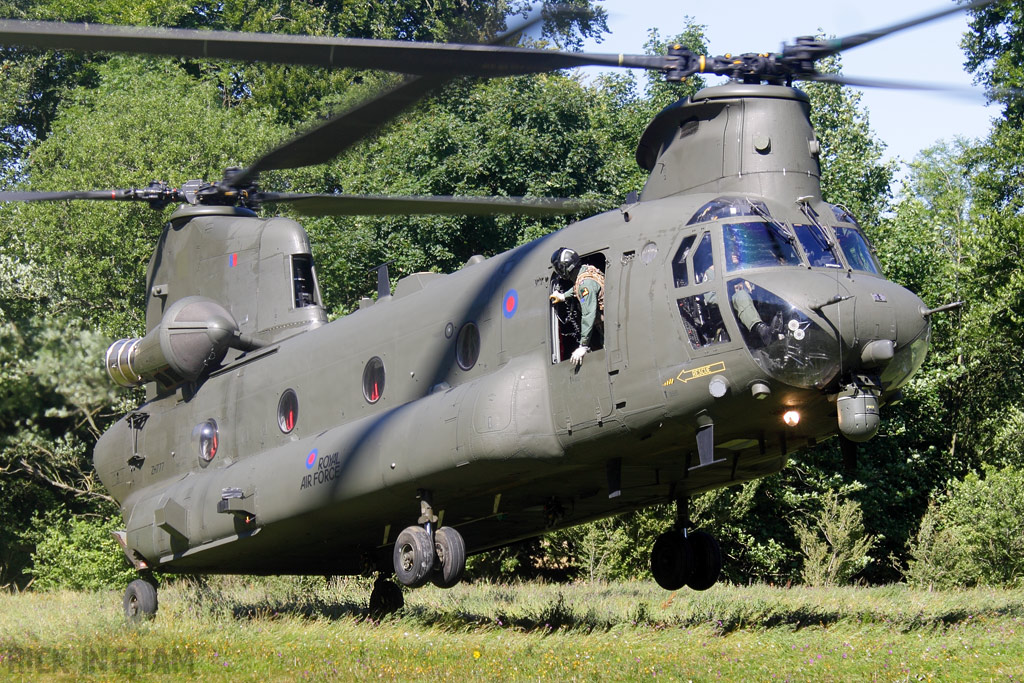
551 247 581 279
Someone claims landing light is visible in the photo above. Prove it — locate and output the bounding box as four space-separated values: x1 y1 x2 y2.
782 410 801 427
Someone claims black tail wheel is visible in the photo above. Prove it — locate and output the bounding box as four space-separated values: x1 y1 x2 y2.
123 578 158 621
430 526 466 589
686 530 722 591
651 530 692 591
393 525 434 588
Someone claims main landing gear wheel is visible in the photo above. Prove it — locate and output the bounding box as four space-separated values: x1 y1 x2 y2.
650 529 723 591
368 575 404 616
430 526 466 589
651 530 693 591
393 525 434 588
685 530 722 591
123 578 158 621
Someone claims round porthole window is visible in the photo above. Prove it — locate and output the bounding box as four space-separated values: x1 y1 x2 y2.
362 356 385 403
193 419 219 462
456 322 480 371
278 389 298 433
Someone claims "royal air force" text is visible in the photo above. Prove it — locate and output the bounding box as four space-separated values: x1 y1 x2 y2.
300 451 342 490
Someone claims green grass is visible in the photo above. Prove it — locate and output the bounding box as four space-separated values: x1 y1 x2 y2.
2 578 1023 680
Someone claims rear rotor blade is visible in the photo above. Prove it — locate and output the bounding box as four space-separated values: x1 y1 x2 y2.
258 193 600 217
0 19 671 77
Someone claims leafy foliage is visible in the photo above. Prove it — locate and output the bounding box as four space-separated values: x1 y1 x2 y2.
0 253 122 586
907 466 1024 589
792 489 876 587
25 510 136 590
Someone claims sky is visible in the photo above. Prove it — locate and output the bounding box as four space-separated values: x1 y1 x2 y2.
575 0 996 167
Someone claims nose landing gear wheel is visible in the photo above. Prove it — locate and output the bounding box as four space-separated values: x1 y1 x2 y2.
651 530 692 591
685 530 722 591
123 578 158 621
430 526 466 588
393 525 434 588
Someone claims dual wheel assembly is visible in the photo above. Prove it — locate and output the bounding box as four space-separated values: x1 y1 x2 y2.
650 529 722 591
392 525 466 589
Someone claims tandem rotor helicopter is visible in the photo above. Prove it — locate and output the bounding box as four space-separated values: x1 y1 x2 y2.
0 0 986 619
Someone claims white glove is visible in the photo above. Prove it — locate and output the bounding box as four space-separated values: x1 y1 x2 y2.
549 291 566 304
570 345 589 366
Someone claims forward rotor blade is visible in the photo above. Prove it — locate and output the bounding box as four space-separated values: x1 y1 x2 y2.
229 10 550 187
258 193 600 217
815 0 997 58
0 19 670 77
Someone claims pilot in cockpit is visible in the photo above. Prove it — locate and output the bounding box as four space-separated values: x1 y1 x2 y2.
731 279 772 346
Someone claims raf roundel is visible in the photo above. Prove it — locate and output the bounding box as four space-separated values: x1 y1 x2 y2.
503 289 518 319
305 448 318 470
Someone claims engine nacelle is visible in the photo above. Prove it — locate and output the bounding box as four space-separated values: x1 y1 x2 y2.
106 297 240 388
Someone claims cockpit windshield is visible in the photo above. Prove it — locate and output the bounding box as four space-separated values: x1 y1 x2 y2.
723 222 802 271
834 226 881 275
793 224 841 268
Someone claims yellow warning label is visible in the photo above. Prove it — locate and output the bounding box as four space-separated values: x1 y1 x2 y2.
664 361 727 386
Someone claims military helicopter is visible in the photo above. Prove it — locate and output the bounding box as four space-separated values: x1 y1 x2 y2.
0 0 985 619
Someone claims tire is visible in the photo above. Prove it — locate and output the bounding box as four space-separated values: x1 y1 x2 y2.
686 530 722 591
393 526 434 588
651 530 691 591
430 527 466 589
123 578 158 621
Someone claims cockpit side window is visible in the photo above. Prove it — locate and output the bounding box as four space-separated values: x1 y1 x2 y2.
723 222 801 271
677 231 730 350
672 235 696 287
693 233 715 284
677 292 730 349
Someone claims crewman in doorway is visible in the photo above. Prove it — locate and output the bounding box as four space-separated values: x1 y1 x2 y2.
549 247 604 367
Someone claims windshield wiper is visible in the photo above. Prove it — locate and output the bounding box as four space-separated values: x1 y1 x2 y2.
796 200 841 261
750 203 794 243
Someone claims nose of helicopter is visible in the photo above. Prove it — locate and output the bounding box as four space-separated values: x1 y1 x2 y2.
813 276 931 442
819 276 931 384
732 271 931 442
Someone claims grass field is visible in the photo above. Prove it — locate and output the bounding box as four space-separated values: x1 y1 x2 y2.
2 577 1023 681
